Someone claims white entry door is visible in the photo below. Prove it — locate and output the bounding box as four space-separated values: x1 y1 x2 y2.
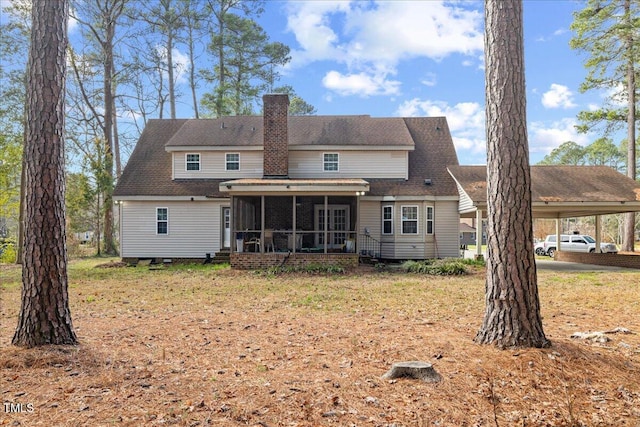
315 205 350 248
223 207 231 248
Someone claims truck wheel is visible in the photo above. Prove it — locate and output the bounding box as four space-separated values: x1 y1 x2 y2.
547 248 555 258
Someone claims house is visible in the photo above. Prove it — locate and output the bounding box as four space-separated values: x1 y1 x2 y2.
113 94 462 268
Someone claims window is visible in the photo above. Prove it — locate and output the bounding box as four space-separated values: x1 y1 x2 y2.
323 153 339 171
382 205 393 235
156 208 168 235
401 206 418 234
186 153 200 171
426 206 434 235
226 153 240 171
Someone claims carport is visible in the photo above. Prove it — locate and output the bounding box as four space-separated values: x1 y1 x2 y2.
447 165 640 259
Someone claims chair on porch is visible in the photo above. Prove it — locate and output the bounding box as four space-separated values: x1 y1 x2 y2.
245 237 260 252
264 229 275 252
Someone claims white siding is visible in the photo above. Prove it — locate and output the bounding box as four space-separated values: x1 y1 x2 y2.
289 150 407 179
433 200 461 258
456 181 475 213
120 200 226 258
171 149 409 179
362 199 460 260
358 201 381 238
173 151 263 179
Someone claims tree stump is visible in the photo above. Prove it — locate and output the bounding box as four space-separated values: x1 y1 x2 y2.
382 361 441 383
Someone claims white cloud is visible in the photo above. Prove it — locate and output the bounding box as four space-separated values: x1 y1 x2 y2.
529 118 590 155
553 28 568 36
420 72 437 87
171 48 190 84
604 83 627 106
284 1 350 67
396 98 486 157
154 46 190 85
394 100 593 164
536 28 568 43
322 70 401 97
285 1 483 97
541 84 576 109
68 7 78 33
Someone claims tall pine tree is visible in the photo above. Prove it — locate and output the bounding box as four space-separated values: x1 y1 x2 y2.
13 0 78 347
476 0 548 349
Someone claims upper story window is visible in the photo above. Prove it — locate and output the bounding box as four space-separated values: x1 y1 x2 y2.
401 205 418 234
323 153 339 171
226 153 240 171
186 153 200 171
382 205 393 235
157 207 168 235
426 206 434 235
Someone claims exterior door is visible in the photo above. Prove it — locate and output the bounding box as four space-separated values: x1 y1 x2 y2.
223 207 231 248
315 205 350 248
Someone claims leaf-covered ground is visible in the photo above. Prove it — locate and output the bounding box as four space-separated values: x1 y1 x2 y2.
1 260 639 426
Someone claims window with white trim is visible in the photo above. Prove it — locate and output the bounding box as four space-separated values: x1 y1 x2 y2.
323 153 339 171
382 205 393 235
226 153 240 171
156 207 168 235
401 206 418 234
426 206 434 235
186 153 200 171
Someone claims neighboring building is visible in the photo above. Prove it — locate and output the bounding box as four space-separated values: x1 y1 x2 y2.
113 94 462 268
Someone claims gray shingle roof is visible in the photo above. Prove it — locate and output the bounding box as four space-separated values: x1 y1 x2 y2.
165 115 416 148
113 119 228 198
114 116 460 198
447 165 640 203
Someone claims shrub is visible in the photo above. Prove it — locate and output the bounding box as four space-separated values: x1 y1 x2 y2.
263 263 346 275
0 239 17 264
401 258 468 276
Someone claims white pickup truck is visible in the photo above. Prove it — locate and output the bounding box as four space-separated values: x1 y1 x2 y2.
542 234 618 258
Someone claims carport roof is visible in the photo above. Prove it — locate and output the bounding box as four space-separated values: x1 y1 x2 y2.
448 165 640 218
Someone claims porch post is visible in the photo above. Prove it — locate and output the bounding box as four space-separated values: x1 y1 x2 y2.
324 195 328 254
475 209 483 258
595 215 602 253
261 195 265 253
555 218 561 254
355 193 360 254
292 196 297 253
231 195 236 252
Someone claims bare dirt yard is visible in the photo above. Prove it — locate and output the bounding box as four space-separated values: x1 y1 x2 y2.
1 259 639 426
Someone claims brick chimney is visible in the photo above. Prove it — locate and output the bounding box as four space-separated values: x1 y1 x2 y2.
263 94 289 178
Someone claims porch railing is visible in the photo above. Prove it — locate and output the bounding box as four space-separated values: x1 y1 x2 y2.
235 230 359 254
358 234 381 259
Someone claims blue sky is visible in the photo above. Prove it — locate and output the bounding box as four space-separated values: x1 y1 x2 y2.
252 0 606 166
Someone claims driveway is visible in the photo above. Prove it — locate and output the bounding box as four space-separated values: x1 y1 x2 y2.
535 259 629 272
463 250 630 272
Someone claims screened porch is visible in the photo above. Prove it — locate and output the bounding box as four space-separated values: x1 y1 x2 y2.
231 195 360 254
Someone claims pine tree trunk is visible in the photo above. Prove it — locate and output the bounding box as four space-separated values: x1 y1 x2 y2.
475 0 549 349
102 12 117 255
622 0 636 252
13 0 77 347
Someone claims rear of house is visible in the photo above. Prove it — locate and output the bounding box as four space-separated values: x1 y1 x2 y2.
113 94 461 268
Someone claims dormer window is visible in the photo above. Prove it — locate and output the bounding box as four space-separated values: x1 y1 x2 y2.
323 153 339 171
226 153 240 171
186 153 200 171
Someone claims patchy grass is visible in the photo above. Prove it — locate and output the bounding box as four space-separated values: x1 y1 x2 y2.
0 259 639 426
